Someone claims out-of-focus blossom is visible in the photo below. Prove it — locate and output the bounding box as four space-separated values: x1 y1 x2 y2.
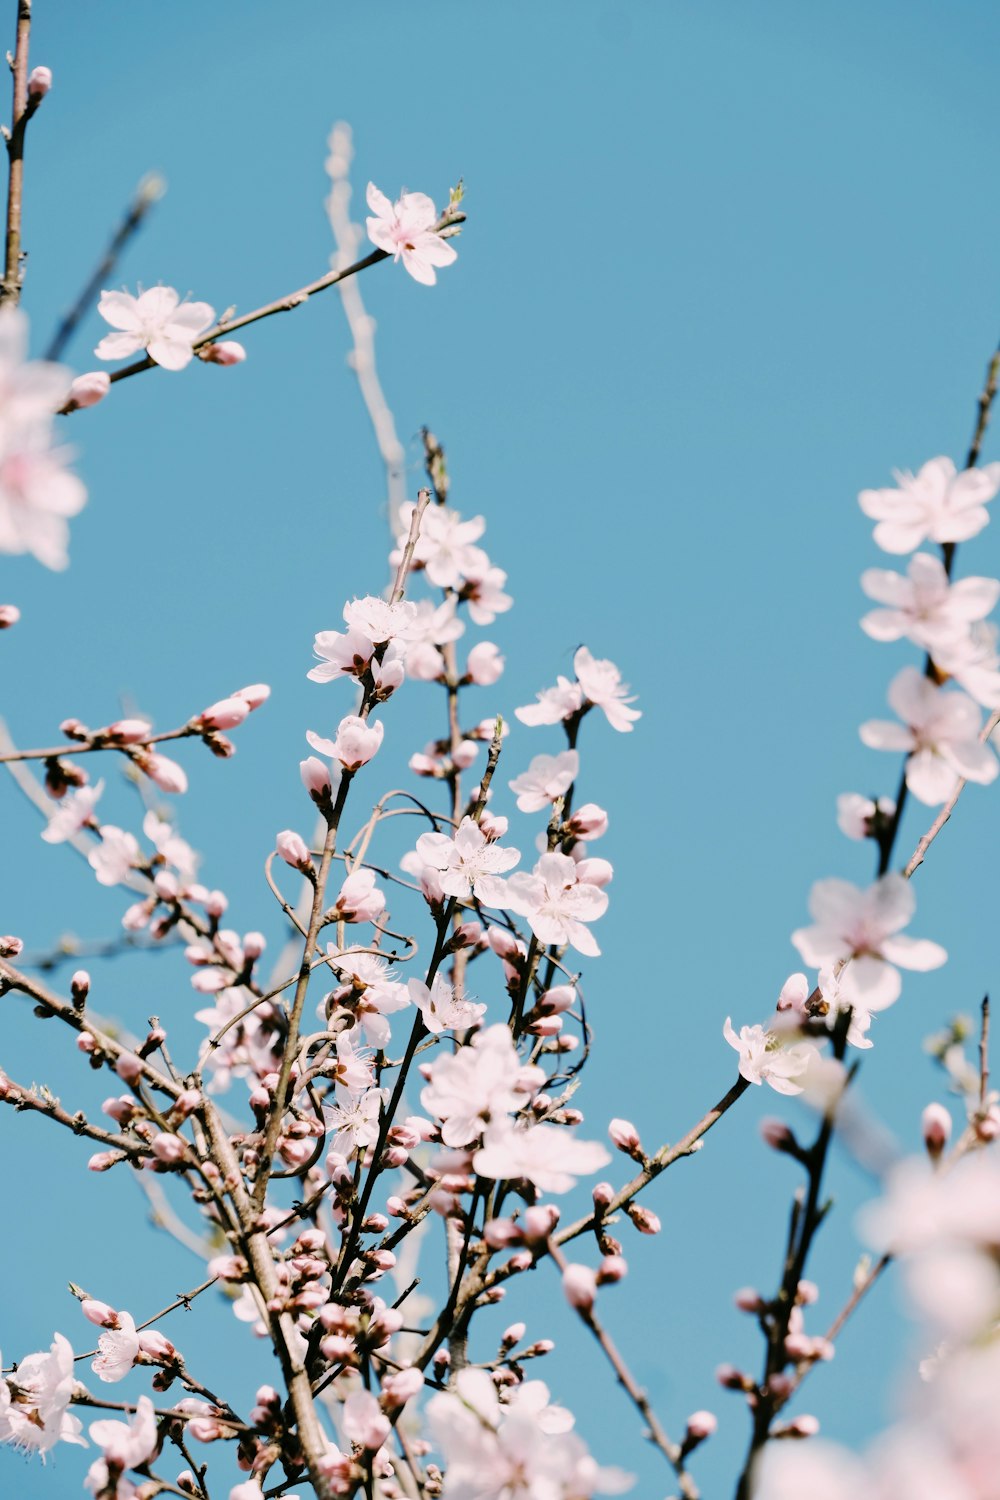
860 666 997 806
859 455 1000 554
861 552 1000 651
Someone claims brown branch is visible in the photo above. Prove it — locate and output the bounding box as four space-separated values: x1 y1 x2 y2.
0 0 36 306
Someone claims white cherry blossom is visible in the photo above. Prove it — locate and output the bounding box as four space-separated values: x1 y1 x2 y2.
406 502 489 589
88 1394 157 1473
0 1332 85 1455
791 872 946 1012
421 1023 544 1148
88 825 141 887
574 647 641 732
516 673 586 727
934 619 1000 707
92 1310 139 1382
509 750 580 812
409 974 486 1034
365 183 457 286
41 779 103 843
474 1119 610 1193
835 791 895 841
413 816 520 904
860 665 998 806
95 286 215 371
0 428 87 570
326 1087 384 1158
859 455 1000 554
723 1019 814 1094
505 851 609 957
860 552 1000 650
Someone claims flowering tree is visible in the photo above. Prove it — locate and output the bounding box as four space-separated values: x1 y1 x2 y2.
4 6 1000 1500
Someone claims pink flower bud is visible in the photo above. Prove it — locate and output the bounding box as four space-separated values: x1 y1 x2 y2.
466 641 505 686
203 340 246 365
67 371 110 408
343 1389 390 1451
236 683 269 709
137 752 188 794
592 1181 614 1209
88 1151 120 1171
300 756 332 800
625 1203 660 1235
522 1204 560 1242
104 718 152 743
609 1118 642 1154
77 1031 97 1053
715 1363 750 1390
597 1254 627 1285
796 1280 819 1306
453 738 479 769
381 1366 424 1406
573 856 614 888
276 829 313 872
103 1096 137 1124
154 870 179 901
484 1218 522 1249
784 1414 820 1438
172 1089 200 1120
151 1132 187 1163
977 1105 1000 1141
137 1330 176 1362
567 803 609 840
115 1052 143 1082
0 934 24 956
539 985 576 1015
70 969 90 1006
81 1299 119 1327
685 1410 717 1441
767 1373 793 1399
562 1263 597 1312
382 1144 408 1168
242 931 266 961
0 604 20 628
205 889 228 917
197 696 250 731
760 1118 797 1153
502 1322 526 1347
922 1102 952 1157
734 1287 765 1313
27 65 51 98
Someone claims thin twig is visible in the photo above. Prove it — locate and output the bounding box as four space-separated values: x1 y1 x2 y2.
0 0 36 306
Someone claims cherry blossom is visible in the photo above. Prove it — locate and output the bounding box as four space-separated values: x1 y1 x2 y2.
342 594 417 643
421 1023 544 1147
934 619 1000 707
791 872 946 1011
365 183 457 286
88 825 141 887
835 791 895 841
326 1087 384 1158
409 974 487 1033
474 1118 610 1193
324 947 411 1048
505 851 609 957
574 647 642 732
462 560 513 625
509 750 580 812
516 673 586 727
142 808 199 884
723 1019 814 1095
87 1394 157 1475
401 596 464 680
95 287 216 371
860 552 1000 650
307 714 384 770
41 778 103 843
397 500 488 589
0 308 71 425
860 666 998 806
92 1310 140 1382
332 866 385 924
859 455 1000 554
0 430 88 570
413 817 520 904
0 1332 85 1455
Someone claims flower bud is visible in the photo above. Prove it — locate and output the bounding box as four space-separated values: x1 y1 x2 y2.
685 1410 717 1442
562 1263 597 1312
115 1052 143 1083
609 1118 643 1156
197 696 250 731
88 1151 121 1171
596 1254 627 1285
276 829 313 872
976 1105 1000 1141
592 1181 614 1209
921 1102 952 1158
81 1299 119 1327
501 1322 526 1348
300 756 332 801
202 340 246 365
381 1366 424 1406
27 65 51 98
760 1117 799 1153
0 604 19 628
137 752 188 794
67 371 110 408
103 718 152 743
624 1203 660 1235
0 934 24 957
567 803 609 840
734 1287 765 1313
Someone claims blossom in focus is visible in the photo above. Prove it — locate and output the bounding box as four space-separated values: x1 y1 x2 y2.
88 1394 157 1474
860 552 1000 651
474 1119 611 1193
421 1023 544 1148
95 287 216 371
835 791 895 841
92 1310 140 1382
88 825 141 887
860 666 998 806
306 714 384 770
516 673 586 728
409 974 487 1034
791 872 946 1012
365 182 458 286
859 455 1000 554
505 851 609 957
326 1087 384 1158
509 750 580 812
0 1332 85 1455
401 502 488 589
41 779 103 843
574 647 641 732
723 1019 814 1095
426 1369 632 1500
413 816 520 904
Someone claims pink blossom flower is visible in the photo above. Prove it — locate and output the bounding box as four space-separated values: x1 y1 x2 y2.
343 594 417 643
723 1018 814 1095
325 948 410 1048
0 1332 85 1455
421 1023 544 1147
92 1310 139 1382
0 432 87 571
509 751 580 812
463 562 513 625
409 974 487 1034
27 66 51 99
860 666 998 806
326 1087 384 1158
474 1119 610 1193
859 455 1000 554
466 640 505 685
202 340 245 365
365 183 457 286
307 714 383 770
791 872 946 1012
835 791 895 841
342 1388 391 1450
138 751 188 794
413 817 520 904
574 647 641 732
88 1393 157 1470
516 674 586 728
41 778 103 842
95 287 215 371
333 866 385 923
563 1263 598 1311
860 552 1000 651
397 501 488 589
505 851 609 957
88 825 141 886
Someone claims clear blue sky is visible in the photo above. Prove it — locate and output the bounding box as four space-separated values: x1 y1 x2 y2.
3 1 1000 1495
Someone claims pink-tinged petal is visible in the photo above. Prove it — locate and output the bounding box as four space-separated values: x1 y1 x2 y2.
858 486 923 522
397 191 439 229
166 300 215 334
790 924 842 968
367 221 398 256
97 290 143 331
306 661 342 683
94 330 143 361
807 877 863 929
949 575 1000 619
947 462 1000 510
414 831 454 868
881 934 947 972
859 609 908 642
766 1072 806 1097
905 748 960 806
305 730 338 757
146 335 195 371
366 182 394 219
860 719 915 752
400 249 438 286
887 665 934 724
135 286 179 321
414 234 458 268
860 567 913 607
943 737 999 784
933 507 991 544
873 519 929 554
474 874 511 908
566 920 601 957
844 955 901 1011
863 871 914 935
916 455 957 490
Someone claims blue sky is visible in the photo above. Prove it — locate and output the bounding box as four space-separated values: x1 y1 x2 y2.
3 1 1000 1495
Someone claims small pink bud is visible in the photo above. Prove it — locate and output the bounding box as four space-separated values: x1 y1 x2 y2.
81 1299 119 1327
783 1414 820 1439
522 1204 560 1242
27 65 51 98
300 756 332 800
596 1254 627 1285
88 1151 120 1171
977 1105 1000 1141
921 1102 952 1157
197 696 251 731
609 1118 642 1155
625 1203 660 1235
77 1031 97 1053
501 1322 526 1347
734 1287 765 1313
203 340 246 365
236 683 270 709
0 934 24 957
767 1373 793 1399
104 718 152 743
0 603 21 628
484 1218 522 1249
685 1410 717 1441
592 1181 614 1209
760 1117 797 1153
67 371 110 408
715 1363 750 1391
276 829 313 872
567 802 609 840
137 752 188 794
796 1280 819 1306
115 1052 143 1082
382 1144 408 1168
381 1366 424 1406
538 985 576 1015
243 931 266 960
562 1263 597 1312
205 889 228 917
151 1132 187 1163
138 1330 176 1363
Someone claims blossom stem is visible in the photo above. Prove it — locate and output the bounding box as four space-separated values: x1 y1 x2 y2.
0 0 36 307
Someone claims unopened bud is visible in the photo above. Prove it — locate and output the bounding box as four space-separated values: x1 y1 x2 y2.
136 752 188 794
276 829 313 872
596 1253 627 1285
562 1263 597 1312
202 340 246 366
760 1117 799 1154
685 1410 717 1442
0 934 24 957
624 1203 660 1235
608 1118 643 1158
0 603 20 628
976 1105 1000 1141
300 756 332 802
27 65 52 98
67 371 110 409
921 1102 952 1158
